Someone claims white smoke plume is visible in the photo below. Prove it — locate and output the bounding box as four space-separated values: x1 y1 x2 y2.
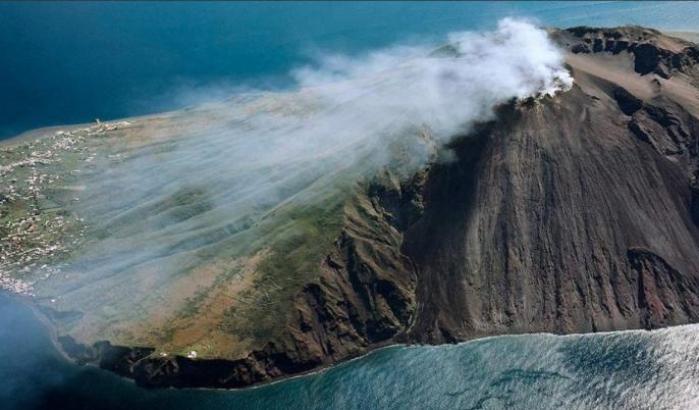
39 18 573 327
290 17 572 144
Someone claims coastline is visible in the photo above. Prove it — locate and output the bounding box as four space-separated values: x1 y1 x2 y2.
0 107 181 148
13 288 699 392
0 123 93 148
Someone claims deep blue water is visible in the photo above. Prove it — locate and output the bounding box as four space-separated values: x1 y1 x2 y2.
1 1 699 139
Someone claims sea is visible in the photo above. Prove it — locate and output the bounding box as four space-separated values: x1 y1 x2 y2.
1 1 699 139
2 293 699 410
2 2 699 409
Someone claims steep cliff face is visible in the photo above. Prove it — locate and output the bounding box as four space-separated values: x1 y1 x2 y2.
405 88 699 342
59 171 425 388
565 26 699 78
291 173 423 357
405 28 699 343
56 27 699 388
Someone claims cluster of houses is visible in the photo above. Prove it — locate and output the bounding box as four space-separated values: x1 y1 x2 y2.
0 120 131 296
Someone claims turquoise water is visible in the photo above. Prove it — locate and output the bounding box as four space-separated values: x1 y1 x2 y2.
1 1 698 139
2 293 699 410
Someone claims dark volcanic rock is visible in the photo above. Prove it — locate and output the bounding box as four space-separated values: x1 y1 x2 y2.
633 43 663 75
563 26 699 78
404 83 699 342
613 87 643 115
628 248 699 329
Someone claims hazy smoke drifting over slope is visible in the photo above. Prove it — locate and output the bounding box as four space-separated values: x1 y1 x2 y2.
290 17 572 143
40 19 573 331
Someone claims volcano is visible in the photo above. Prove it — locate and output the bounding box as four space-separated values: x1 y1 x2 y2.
2 26 699 389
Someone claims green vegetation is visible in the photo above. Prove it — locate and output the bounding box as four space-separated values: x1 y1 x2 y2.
0 108 429 358
221 188 349 342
